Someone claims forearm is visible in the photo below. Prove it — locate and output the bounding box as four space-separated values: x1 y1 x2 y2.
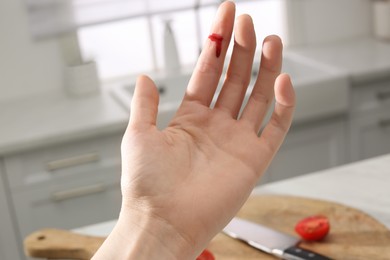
92 210 194 260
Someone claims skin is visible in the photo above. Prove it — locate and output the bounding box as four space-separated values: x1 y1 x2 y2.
92 1 295 259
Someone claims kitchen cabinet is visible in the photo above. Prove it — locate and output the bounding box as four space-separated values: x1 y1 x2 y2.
350 78 390 161
3 133 123 259
261 117 347 184
0 160 21 260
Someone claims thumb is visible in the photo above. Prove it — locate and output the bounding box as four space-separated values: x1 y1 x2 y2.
129 75 159 128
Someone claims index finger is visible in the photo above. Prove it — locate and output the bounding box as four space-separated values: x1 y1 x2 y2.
182 1 235 107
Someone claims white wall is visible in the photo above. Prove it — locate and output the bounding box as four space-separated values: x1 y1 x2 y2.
0 0 63 102
286 0 373 46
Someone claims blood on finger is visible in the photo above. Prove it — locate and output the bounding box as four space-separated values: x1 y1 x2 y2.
196 249 215 260
208 33 223 58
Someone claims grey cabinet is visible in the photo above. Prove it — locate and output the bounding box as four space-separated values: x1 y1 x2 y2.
350 109 390 161
0 160 21 260
3 133 123 259
350 79 390 161
262 117 347 184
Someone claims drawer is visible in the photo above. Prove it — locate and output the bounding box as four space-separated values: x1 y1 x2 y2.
352 79 390 113
350 108 390 161
10 173 121 238
5 134 122 189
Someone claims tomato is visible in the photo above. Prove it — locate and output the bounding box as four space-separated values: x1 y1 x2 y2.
196 249 215 260
295 215 330 241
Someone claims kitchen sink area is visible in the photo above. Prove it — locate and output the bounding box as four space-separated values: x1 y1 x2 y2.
111 73 191 113
110 52 349 127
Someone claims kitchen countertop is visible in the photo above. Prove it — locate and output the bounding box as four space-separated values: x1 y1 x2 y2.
0 90 128 156
290 38 390 84
74 153 390 237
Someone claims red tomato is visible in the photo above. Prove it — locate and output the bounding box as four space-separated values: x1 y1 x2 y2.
196 249 215 260
295 215 330 241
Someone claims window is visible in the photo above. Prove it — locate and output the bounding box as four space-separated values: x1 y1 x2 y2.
78 0 286 81
78 18 154 79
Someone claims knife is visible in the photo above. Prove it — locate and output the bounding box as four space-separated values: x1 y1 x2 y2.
223 217 332 260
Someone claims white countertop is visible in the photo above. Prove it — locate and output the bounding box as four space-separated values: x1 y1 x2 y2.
75 154 390 237
290 38 390 84
0 90 128 156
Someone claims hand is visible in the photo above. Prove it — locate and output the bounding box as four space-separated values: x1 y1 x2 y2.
93 2 295 259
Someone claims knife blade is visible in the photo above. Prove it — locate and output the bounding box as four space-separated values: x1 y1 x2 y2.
223 217 332 260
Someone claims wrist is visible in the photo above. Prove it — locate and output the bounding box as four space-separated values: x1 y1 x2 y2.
92 209 195 260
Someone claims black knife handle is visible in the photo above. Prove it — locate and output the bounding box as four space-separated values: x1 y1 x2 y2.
283 246 333 260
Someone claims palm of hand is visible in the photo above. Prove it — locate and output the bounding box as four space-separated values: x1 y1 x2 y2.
122 101 276 247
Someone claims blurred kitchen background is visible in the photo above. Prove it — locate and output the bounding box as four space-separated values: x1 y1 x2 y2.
1 0 390 259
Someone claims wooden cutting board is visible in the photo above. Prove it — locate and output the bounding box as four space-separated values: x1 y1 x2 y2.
209 195 390 260
24 195 390 260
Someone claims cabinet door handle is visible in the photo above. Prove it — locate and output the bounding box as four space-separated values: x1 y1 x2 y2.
376 91 390 101
51 183 106 202
46 152 100 171
379 119 390 128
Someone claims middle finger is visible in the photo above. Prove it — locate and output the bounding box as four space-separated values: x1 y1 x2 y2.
181 1 235 107
214 14 256 118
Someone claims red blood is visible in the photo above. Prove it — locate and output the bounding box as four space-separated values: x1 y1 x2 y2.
208 33 223 58
196 249 215 260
